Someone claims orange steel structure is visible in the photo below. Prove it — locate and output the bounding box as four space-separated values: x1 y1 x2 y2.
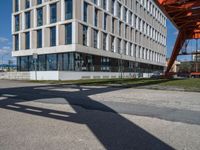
155 0 200 76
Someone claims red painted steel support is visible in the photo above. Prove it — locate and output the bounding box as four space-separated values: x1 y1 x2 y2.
155 0 200 76
165 31 186 75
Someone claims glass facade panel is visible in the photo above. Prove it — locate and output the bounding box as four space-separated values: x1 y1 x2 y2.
25 0 30 9
103 0 106 10
58 54 63 71
15 0 19 12
37 29 42 48
50 26 56 46
83 2 88 22
15 15 20 31
16 52 164 73
94 9 98 27
25 11 31 29
38 55 46 71
37 0 42 5
15 34 19 51
37 7 43 26
25 32 30 49
20 56 29 71
50 3 57 23
28 56 35 71
93 29 98 48
65 23 72 44
103 33 107 50
82 25 88 46
65 0 73 20
47 54 57 70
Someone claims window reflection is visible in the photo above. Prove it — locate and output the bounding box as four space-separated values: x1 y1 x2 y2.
16 52 164 73
47 54 57 70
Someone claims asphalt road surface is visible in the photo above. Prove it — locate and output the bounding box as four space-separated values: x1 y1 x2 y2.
0 80 200 150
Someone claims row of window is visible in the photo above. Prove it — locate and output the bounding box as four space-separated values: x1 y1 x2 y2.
81 24 165 63
17 52 164 72
83 1 166 47
14 22 165 64
88 0 166 27
15 0 166 27
15 0 43 12
14 0 73 32
15 23 72 50
13 0 166 48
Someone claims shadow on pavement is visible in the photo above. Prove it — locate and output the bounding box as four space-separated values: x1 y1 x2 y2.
0 84 174 150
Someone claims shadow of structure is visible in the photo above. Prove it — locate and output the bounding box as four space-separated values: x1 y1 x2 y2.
0 84 174 150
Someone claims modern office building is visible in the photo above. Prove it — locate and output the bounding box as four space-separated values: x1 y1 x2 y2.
12 0 167 80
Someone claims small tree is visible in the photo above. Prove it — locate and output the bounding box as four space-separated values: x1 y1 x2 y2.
179 62 192 73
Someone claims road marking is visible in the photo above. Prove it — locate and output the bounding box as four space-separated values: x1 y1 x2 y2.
26 108 42 113
49 112 69 118
3 94 16 97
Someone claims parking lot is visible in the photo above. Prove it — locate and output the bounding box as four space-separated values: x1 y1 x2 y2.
0 80 200 150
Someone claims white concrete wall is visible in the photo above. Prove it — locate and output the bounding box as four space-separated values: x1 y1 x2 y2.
59 71 136 80
0 72 30 80
1 71 152 81
30 71 59 80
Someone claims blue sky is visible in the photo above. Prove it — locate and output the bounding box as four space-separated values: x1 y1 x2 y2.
0 0 189 64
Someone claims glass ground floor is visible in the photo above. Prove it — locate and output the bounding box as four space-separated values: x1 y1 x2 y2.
17 52 164 73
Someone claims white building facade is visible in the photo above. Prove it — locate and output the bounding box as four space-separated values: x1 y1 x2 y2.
12 0 167 80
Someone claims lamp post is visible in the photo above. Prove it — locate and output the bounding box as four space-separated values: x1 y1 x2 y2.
120 50 123 79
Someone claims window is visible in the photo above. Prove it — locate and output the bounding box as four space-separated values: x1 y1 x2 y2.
118 3 121 18
37 29 42 48
111 36 114 52
15 15 20 31
104 13 107 30
82 25 88 46
25 32 30 49
65 0 73 20
83 2 88 22
57 54 64 71
37 7 43 26
15 34 19 51
50 3 57 23
93 29 98 48
118 39 121 54
25 11 31 29
38 55 46 71
103 33 107 50
103 0 106 10
119 22 122 36
65 23 72 44
25 0 30 9
94 8 98 27
50 27 56 46
93 0 97 5
15 0 19 12
111 0 115 14
112 18 115 33
101 57 110 71
37 0 42 5
47 54 57 70
124 7 127 22
20 56 29 71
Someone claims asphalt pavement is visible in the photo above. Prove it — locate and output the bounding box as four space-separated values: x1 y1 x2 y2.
0 80 200 150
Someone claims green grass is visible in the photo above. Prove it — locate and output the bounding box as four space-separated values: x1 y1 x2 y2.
30 78 200 92
159 78 200 91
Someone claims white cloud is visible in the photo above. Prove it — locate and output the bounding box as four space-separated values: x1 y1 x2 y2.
2 46 11 50
173 31 178 36
0 46 12 56
0 37 9 44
